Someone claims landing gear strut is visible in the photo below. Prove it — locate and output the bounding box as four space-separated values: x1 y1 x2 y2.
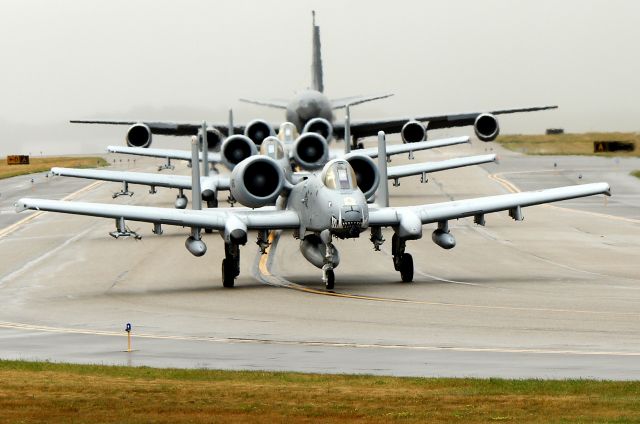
392 234 413 282
321 230 336 290
222 243 240 288
175 189 188 209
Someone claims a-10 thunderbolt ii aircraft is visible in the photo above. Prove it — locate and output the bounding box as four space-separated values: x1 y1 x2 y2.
53 119 496 209
16 132 610 289
70 11 557 154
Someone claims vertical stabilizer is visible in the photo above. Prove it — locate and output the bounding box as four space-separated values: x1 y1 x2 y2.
376 131 389 207
311 11 324 92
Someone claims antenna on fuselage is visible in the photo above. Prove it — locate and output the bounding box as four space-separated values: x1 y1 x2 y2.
376 131 389 207
344 104 351 155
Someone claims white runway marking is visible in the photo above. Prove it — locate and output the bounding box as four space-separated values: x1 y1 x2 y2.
0 320 638 357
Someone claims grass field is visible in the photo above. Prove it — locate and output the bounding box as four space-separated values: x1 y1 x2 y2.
0 156 108 179
632 170 640 179
0 360 639 423
496 132 639 156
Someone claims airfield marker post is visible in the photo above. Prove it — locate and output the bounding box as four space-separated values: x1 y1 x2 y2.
125 323 132 352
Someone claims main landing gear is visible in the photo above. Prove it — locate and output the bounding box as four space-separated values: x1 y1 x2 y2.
392 234 413 283
222 243 240 288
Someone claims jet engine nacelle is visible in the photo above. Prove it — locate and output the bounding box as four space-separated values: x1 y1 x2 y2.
199 128 224 151
300 234 340 269
126 123 152 148
302 117 333 143
292 133 329 170
244 119 275 146
344 154 379 200
401 120 427 143
474 113 500 142
230 155 285 208
221 135 258 170
432 229 456 249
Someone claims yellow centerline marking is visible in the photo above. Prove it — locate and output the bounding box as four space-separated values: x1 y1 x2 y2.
256 231 640 317
0 181 104 239
0 320 638 356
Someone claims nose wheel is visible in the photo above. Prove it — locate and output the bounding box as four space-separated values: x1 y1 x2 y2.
323 268 335 290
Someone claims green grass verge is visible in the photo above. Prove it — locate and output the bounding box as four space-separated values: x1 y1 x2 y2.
632 171 640 179
496 132 639 156
1 359 639 423
0 156 108 180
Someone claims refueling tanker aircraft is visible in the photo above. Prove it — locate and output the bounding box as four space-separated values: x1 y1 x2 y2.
16 133 610 290
70 11 557 153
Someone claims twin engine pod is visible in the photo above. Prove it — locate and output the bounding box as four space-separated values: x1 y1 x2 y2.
292 132 329 169
299 234 340 269
244 119 275 146
230 155 285 208
343 154 380 200
302 117 333 143
220 135 257 170
198 127 224 151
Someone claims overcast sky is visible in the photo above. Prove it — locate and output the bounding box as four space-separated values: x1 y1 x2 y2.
0 0 638 155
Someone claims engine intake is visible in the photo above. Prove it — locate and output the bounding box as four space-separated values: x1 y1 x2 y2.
302 117 333 143
474 113 500 142
126 123 152 148
344 154 379 199
230 156 284 208
244 119 275 146
292 133 329 170
200 128 223 151
401 120 426 143
221 135 257 170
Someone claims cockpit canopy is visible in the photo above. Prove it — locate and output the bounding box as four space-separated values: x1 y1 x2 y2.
259 136 285 160
321 160 358 191
278 122 299 143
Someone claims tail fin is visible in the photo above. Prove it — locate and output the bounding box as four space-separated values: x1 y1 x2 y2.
311 11 324 92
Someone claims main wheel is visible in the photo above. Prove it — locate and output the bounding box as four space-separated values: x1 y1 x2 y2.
400 253 413 283
325 269 335 290
222 258 235 288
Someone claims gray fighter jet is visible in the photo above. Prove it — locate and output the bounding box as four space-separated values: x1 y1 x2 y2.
69 12 557 151
16 133 610 289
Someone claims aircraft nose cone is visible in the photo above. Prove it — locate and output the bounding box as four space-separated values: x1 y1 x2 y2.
299 98 320 120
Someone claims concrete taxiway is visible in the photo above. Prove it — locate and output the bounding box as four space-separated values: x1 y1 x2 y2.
0 142 639 379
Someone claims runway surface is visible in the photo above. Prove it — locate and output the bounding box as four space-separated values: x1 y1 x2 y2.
1 142 639 379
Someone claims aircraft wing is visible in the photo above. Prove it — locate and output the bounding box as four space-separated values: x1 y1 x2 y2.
330 94 394 109
107 146 221 164
238 98 289 109
51 168 231 191
356 136 470 159
71 120 245 137
15 199 300 231
368 183 610 227
332 105 558 139
386 154 497 180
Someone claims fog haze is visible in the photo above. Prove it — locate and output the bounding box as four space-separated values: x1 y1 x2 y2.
0 0 638 155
